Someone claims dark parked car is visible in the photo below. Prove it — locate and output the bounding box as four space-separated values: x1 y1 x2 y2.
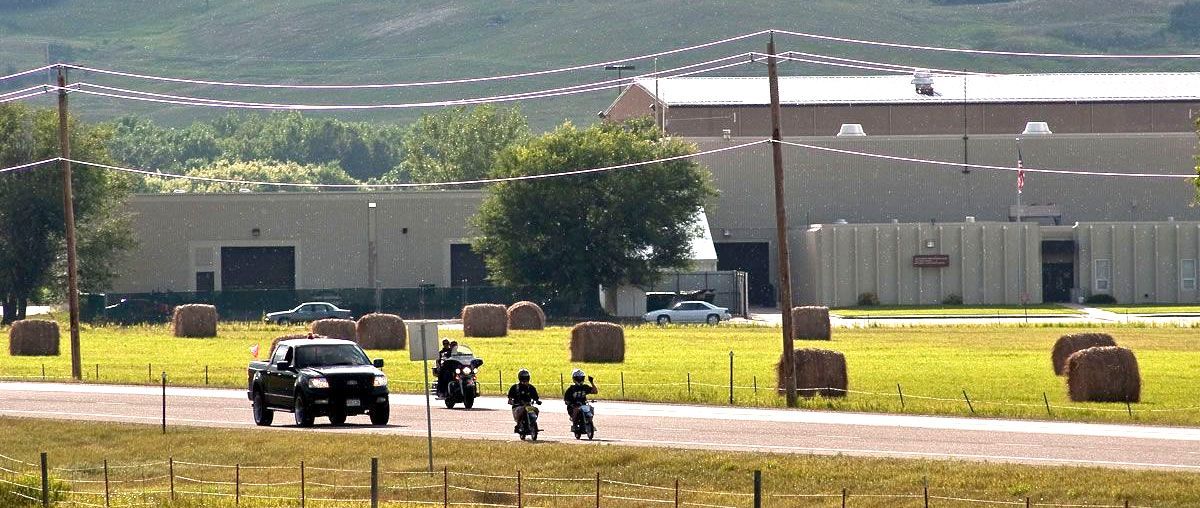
264 302 352 325
104 298 171 325
247 337 389 427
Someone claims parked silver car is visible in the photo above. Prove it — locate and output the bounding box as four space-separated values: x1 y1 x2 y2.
265 302 352 325
643 300 731 325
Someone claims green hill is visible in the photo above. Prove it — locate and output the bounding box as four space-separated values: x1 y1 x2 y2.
1 0 1197 129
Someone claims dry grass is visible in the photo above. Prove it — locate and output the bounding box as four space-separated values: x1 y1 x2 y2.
8 319 60 356
778 348 847 398
1052 332 1117 375
462 304 507 337
172 305 217 338
791 306 831 340
1067 346 1141 403
356 313 406 350
570 321 625 363
310 319 356 341
506 301 545 330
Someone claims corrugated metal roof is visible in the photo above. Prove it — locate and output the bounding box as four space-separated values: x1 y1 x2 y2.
632 73 1200 106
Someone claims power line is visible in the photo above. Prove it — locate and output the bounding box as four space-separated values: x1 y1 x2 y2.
0 65 54 83
760 53 973 76
774 139 1198 178
774 28 1200 59
63 31 769 90
58 140 769 189
0 158 60 175
777 52 986 75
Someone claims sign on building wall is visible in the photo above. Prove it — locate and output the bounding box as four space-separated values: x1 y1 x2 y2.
912 254 950 268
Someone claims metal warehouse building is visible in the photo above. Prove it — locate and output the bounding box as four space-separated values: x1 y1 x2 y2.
112 72 1200 308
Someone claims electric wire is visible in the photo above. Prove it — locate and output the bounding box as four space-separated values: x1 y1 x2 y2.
0 158 60 175
778 51 987 75
774 139 1198 178
62 30 769 89
0 64 54 83
761 53 956 75
774 28 1200 59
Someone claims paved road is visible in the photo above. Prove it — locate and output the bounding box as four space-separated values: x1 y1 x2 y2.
2 382 1199 471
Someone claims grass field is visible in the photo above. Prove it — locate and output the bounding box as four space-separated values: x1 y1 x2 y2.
1097 305 1200 315
831 304 1080 317
3 320 1200 426
1 417 1198 507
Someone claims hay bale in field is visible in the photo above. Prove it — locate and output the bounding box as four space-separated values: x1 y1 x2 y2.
172 304 217 338
462 304 508 337
777 349 848 398
1066 346 1141 403
791 306 831 340
570 322 625 363
268 334 311 359
8 319 60 356
356 313 406 350
310 319 357 341
507 301 545 330
1052 332 1117 375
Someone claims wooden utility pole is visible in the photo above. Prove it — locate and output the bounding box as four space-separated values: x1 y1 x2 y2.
57 66 82 381
767 33 797 407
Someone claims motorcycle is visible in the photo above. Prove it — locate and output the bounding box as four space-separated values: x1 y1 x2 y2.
513 401 541 441
434 345 483 409
570 401 596 440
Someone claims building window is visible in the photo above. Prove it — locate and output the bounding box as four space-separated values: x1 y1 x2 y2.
1182 259 1197 291
1094 259 1112 292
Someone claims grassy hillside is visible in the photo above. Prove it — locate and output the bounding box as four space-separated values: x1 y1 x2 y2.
1 0 1196 129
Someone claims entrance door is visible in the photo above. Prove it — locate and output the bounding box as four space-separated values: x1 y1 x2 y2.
1041 240 1076 303
715 242 772 306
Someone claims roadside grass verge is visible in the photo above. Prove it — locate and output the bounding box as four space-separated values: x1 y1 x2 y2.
2 322 1199 426
1 417 1198 507
1096 305 1200 315
831 304 1081 317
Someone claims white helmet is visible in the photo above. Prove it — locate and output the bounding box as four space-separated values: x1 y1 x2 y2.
571 369 585 382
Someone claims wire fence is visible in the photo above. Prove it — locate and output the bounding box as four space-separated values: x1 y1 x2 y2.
0 451 1156 508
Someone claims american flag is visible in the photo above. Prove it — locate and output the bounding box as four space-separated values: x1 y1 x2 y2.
1017 152 1025 194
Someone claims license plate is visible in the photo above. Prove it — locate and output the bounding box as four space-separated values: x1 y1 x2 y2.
345 399 361 407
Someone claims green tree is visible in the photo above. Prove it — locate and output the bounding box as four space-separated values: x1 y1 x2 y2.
382 105 529 184
471 118 717 314
0 103 133 323
1170 1 1200 37
141 159 360 193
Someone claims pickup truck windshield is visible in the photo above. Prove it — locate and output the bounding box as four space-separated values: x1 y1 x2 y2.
294 345 371 368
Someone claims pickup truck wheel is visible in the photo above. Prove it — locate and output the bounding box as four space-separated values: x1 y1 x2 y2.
328 411 346 426
252 391 273 426
293 396 314 427
370 403 390 426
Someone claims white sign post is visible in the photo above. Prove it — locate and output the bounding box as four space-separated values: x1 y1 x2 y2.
406 320 439 472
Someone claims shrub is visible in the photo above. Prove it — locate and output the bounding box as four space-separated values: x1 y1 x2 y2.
856 292 879 306
942 294 964 305
1084 294 1117 305
1169 1 1200 37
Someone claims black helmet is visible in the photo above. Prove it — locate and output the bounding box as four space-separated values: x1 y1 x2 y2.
572 368 585 382
517 368 531 382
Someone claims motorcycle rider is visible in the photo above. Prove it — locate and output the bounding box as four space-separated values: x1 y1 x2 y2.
563 368 597 424
507 369 541 432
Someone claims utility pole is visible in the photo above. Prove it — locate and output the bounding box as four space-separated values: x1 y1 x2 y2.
767 33 797 407
57 65 82 381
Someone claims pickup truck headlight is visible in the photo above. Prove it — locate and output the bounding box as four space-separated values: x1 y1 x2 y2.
374 375 388 387
308 377 330 389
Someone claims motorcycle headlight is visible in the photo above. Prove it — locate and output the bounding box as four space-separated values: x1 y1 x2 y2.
463 367 472 375
455 368 462 374
374 375 388 387
308 377 330 389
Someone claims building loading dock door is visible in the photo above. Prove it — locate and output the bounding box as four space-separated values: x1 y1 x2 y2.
715 242 772 306
220 246 296 290
1041 241 1075 303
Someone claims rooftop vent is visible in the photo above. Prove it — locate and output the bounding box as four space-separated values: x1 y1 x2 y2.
1021 121 1053 135
836 123 866 137
911 70 936 96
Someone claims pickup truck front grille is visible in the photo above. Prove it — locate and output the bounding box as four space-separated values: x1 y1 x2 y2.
328 374 376 398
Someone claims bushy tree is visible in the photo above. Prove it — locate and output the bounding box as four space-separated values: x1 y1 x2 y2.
1169 1 1200 37
141 159 360 193
471 118 717 314
0 103 133 323
380 105 529 184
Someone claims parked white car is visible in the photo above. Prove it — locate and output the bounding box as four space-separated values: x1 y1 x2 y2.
643 300 732 325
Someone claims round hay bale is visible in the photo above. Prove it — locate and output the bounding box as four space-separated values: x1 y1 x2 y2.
172 304 218 338
776 348 848 398
267 334 311 359
462 304 508 337
8 319 60 356
356 313 406 350
310 319 357 341
791 306 831 340
1052 332 1117 375
570 322 625 363
1066 346 1141 403
507 301 545 330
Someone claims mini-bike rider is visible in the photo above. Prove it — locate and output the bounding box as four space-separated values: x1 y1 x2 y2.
507 368 541 433
563 368 597 424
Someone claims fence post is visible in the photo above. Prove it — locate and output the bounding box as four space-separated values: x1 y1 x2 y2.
235 463 240 506
962 389 974 415
752 470 761 508
205 365 209 385
161 372 167 434
923 476 929 508
729 351 735 405
687 372 691 395
1126 400 1133 418
560 373 565 393
1026 497 1031 508
300 461 305 508
40 452 48 508
42 363 46 381
147 363 151 382
595 472 601 508
371 457 379 508
517 469 523 508
897 383 905 409
95 363 99 381
1043 392 1052 417
674 478 679 508
841 487 847 508
753 375 757 395
620 372 625 398
103 459 110 507
169 457 174 501
443 466 449 508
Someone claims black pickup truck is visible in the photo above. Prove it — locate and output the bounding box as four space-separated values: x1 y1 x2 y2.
247 337 389 427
